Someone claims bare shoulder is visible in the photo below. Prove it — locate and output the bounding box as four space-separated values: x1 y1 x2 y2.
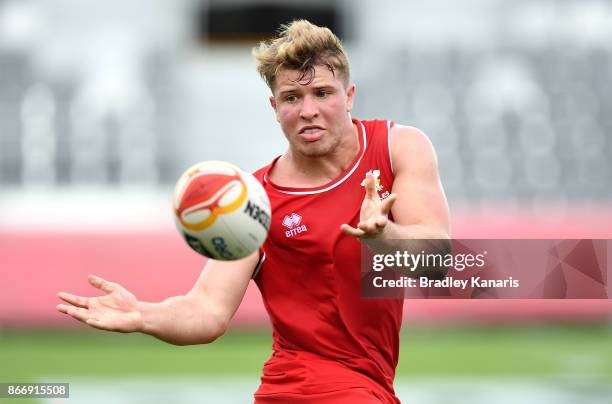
387 123 450 235
389 124 439 175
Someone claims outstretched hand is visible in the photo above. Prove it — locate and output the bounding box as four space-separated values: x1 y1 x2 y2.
57 275 143 333
341 172 397 239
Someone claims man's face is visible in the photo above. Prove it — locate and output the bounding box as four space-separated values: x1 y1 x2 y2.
270 65 355 158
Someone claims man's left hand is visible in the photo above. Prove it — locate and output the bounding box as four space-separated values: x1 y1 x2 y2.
341 172 397 239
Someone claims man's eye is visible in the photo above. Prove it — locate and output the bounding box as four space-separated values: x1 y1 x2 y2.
317 91 329 98
285 95 298 102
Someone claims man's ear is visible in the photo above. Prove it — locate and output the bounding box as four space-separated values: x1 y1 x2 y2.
346 84 356 112
269 96 279 122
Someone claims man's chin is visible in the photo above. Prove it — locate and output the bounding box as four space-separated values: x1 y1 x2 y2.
297 144 333 158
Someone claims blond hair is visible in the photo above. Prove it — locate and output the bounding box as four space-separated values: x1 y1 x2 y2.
252 20 350 91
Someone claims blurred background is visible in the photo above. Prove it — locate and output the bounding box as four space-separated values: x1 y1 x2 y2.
0 0 611 403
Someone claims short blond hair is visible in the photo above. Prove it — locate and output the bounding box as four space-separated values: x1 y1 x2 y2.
252 20 350 91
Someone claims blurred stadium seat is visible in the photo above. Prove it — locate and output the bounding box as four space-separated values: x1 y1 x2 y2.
0 0 610 201
1 0 611 328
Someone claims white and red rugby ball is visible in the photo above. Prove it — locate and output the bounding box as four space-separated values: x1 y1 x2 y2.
173 161 270 260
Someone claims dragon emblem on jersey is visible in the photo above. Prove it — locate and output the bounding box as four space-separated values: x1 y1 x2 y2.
361 169 384 192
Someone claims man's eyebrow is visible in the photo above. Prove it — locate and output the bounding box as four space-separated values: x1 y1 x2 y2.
277 83 334 95
277 87 299 95
312 84 335 90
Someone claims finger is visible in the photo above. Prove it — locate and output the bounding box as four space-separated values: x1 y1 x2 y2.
88 275 116 293
58 304 93 323
364 173 378 199
57 292 89 309
358 220 379 234
380 193 397 215
86 318 111 331
340 223 365 238
56 303 70 314
375 216 388 228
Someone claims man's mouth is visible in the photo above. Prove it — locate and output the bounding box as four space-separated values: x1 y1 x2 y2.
299 126 325 141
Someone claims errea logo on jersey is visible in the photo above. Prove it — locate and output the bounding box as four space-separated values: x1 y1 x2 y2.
282 212 308 238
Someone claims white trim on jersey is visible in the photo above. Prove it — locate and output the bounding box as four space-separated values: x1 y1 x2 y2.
264 121 368 195
387 120 394 174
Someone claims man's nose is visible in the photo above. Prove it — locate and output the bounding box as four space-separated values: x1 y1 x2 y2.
299 95 319 120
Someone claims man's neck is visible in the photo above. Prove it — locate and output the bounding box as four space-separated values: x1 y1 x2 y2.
273 122 360 188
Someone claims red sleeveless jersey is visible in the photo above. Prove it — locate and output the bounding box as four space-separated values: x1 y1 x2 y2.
252 119 403 403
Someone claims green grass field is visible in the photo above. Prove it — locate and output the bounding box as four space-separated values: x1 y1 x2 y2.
3 324 612 379
1 324 611 403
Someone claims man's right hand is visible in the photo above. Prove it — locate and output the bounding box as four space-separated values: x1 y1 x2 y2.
56 251 257 345
57 274 143 333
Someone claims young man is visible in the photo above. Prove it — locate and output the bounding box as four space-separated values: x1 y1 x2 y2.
57 20 450 403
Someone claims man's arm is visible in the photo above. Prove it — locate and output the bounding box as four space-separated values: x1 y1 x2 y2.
384 124 450 240
341 124 450 277
139 252 258 345
341 124 450 240
57 251 258 345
